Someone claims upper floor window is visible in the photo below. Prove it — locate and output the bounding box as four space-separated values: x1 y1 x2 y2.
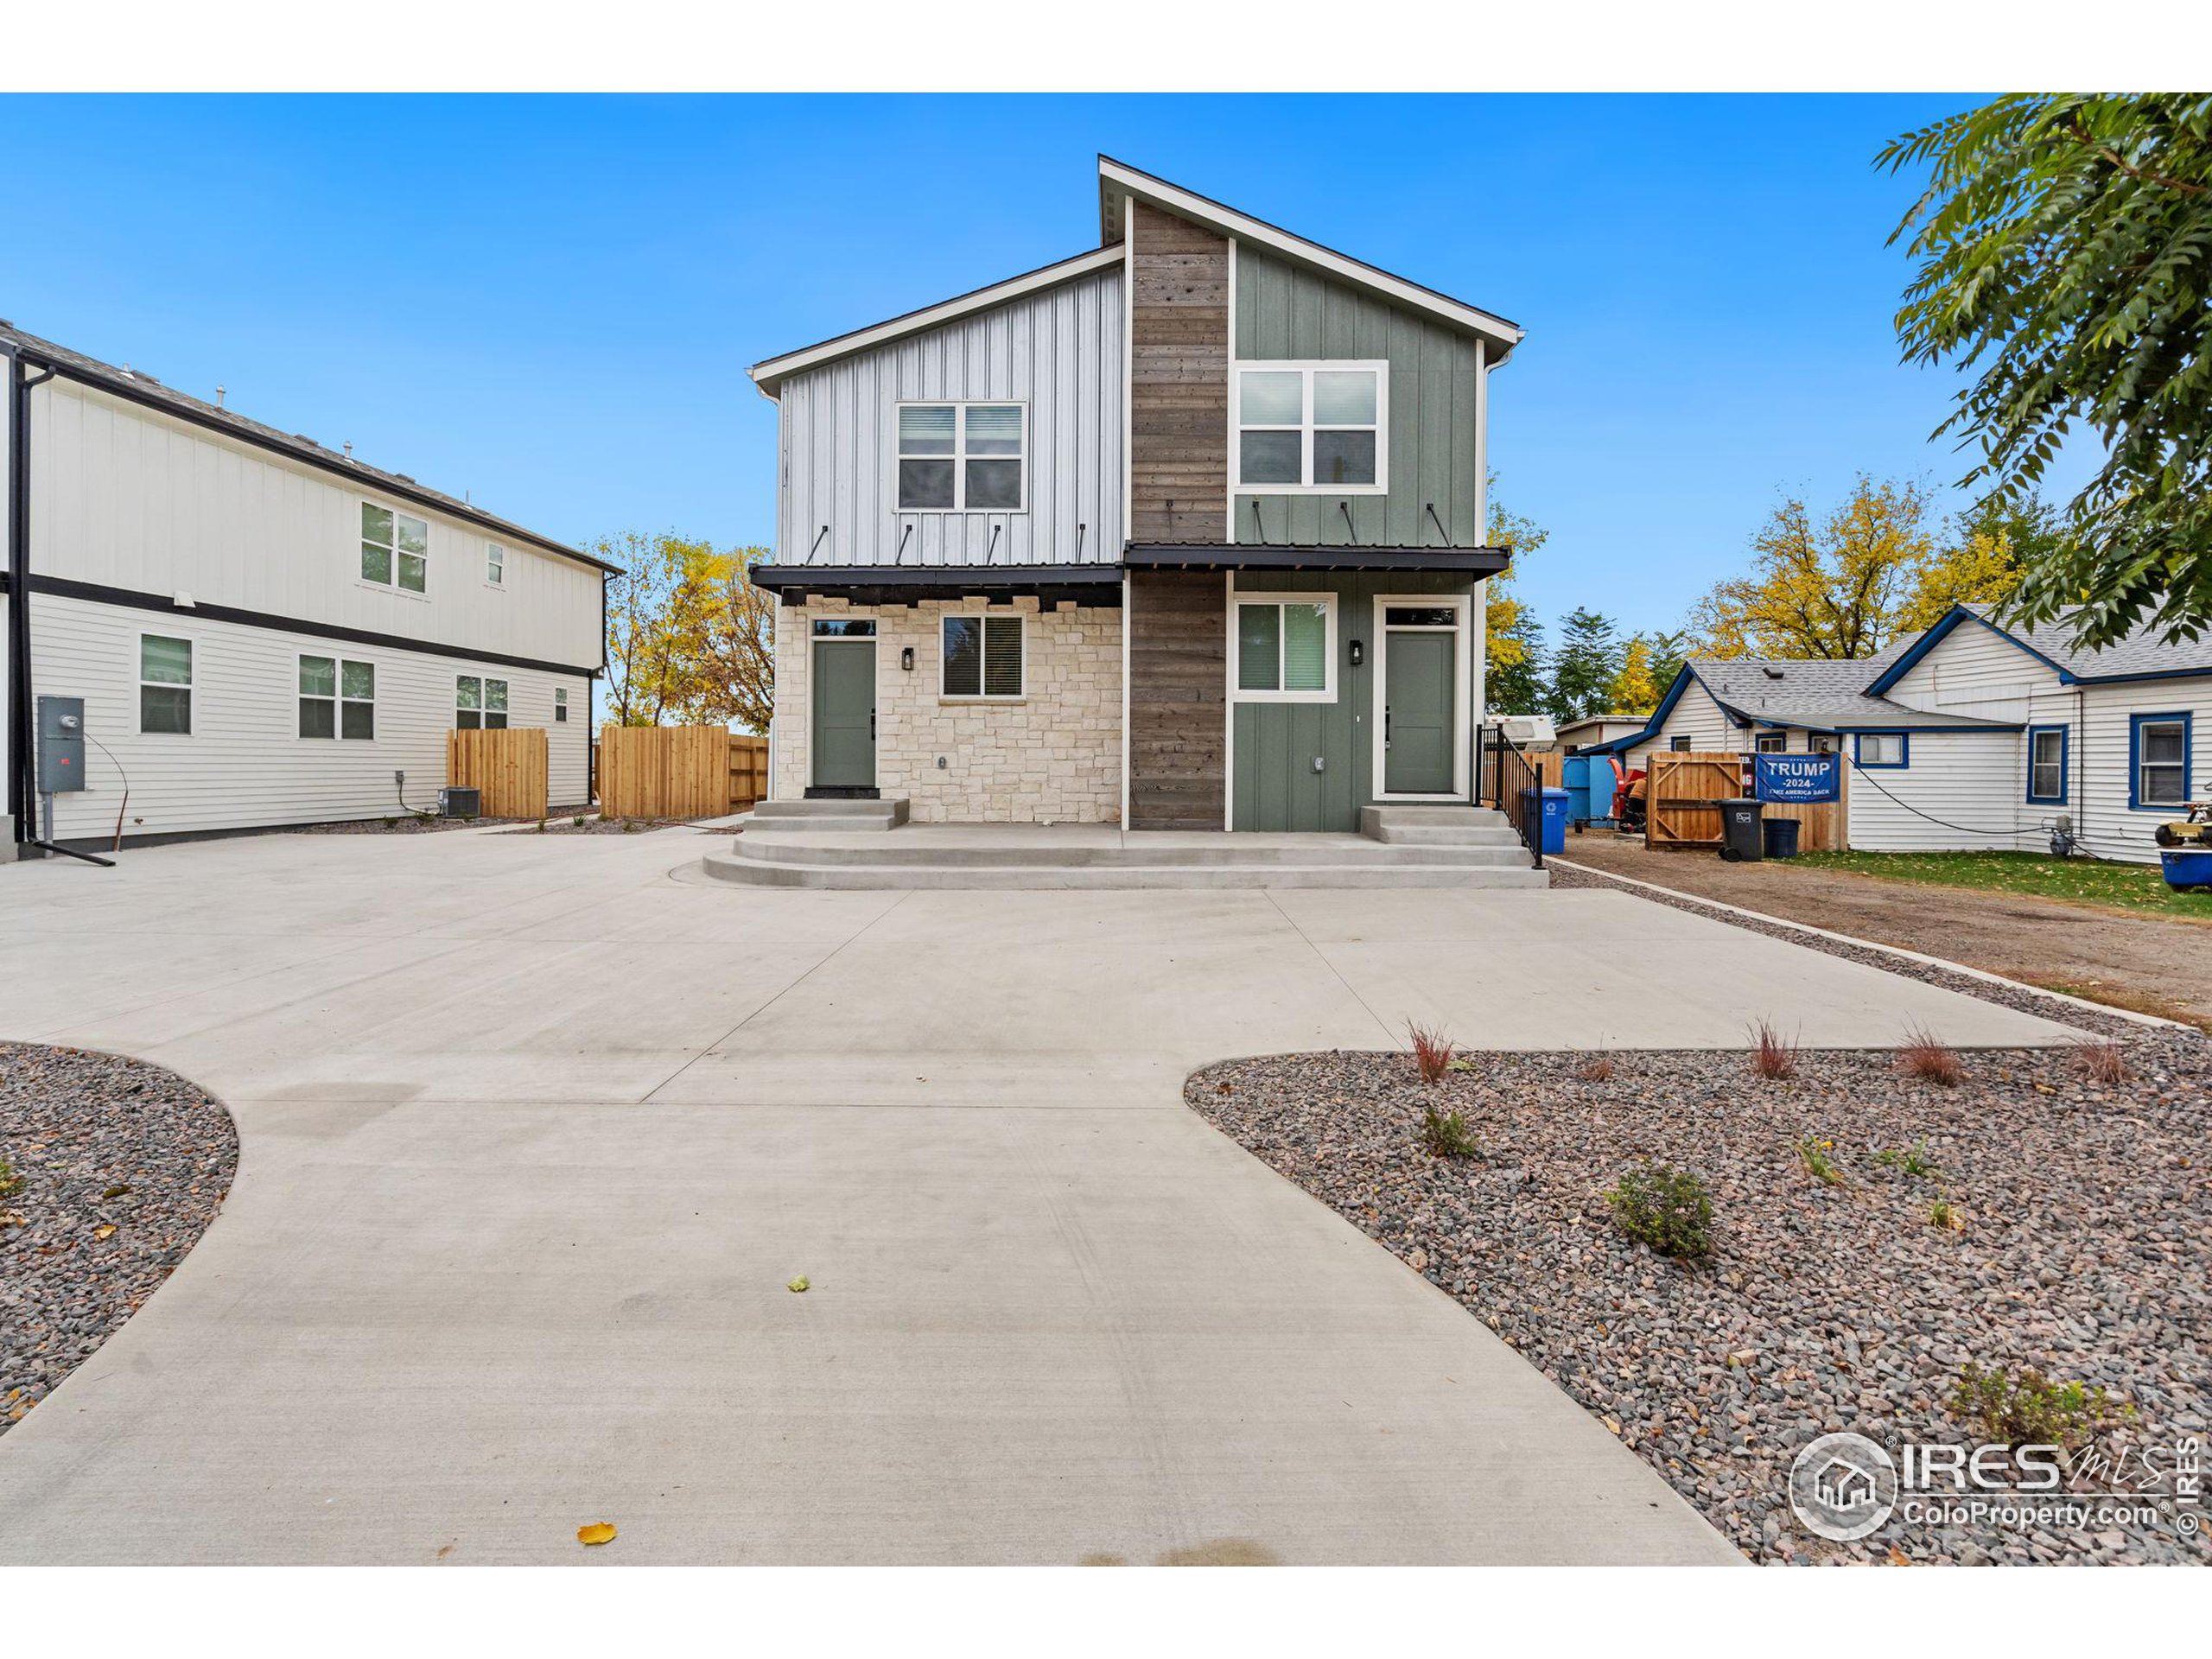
1234 361 1388 493
555 686 569 723
362 502 429 594
898 403 1027 512
300 656 376 740
486 543 505 585
457 675 509 730
140 633 193 734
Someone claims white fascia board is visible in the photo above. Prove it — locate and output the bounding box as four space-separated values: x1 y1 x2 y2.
749 246 1126 399
1096 156 1524 364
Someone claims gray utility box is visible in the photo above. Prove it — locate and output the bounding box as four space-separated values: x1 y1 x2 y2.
36 696 87 793
438 786 481 820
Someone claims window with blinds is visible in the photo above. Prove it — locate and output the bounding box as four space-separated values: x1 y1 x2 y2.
941 614 1025 699
1234 598 1334 701
897 403 1027 511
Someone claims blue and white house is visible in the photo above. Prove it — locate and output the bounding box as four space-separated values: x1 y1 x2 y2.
1599 603 2212 863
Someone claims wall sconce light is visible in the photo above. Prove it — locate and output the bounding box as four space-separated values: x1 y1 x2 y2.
900 646 916 671
1349 639 1365 667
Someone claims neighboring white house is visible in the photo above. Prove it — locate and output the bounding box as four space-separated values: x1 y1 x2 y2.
3 321 614 852
1595 603 2212 863
1556 713 1649 753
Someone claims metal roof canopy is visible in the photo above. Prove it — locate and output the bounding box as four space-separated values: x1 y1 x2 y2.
750 562 1125 607
1125 543 1510 575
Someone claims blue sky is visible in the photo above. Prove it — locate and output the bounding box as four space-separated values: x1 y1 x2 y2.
3 93 2014 645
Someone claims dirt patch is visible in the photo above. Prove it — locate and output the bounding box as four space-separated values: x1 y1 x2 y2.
1556 833 2212 1029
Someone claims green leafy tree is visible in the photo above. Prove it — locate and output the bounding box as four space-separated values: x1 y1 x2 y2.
1546 607 1624 722
1882 94 2212 648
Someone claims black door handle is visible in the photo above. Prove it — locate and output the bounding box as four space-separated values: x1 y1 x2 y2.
1383 704 1391 746
870 709 876 740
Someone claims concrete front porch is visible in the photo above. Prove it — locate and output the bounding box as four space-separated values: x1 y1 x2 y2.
705 802 1545 889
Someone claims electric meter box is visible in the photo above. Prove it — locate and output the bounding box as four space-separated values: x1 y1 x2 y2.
36 696 87 794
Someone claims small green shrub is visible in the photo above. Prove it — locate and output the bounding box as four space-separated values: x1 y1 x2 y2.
1927 1196 1962 1231
1796 1137 1847 1185
1948 1363 2132 1449
572 815 586 829
0 1157 22 1199
1874 1141 1940 1179
1419 1104 1480 1160
1605 1163 1714 1258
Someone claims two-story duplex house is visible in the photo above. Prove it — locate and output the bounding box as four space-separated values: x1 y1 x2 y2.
747 158 1521 833
3 322 612 853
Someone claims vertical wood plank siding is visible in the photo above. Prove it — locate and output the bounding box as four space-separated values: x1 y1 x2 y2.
776 265 1123 568
1127 571 1225 829
1232 245 1484 549
1128 201 1230 544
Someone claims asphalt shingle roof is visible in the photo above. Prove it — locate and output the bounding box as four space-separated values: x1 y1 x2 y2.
1961 604 2212 681
1691 653 2017 731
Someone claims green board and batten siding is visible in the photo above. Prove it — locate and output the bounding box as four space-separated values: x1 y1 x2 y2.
1233 245 1485 550
1230 569 1473 831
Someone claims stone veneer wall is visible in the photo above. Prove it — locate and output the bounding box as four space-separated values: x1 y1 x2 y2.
771 595 1123 823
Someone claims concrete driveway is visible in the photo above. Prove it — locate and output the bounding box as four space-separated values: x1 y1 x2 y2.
0 828 2075 1564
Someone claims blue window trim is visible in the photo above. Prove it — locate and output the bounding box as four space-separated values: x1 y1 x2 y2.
2024 724 2069 804
1853 731 1910 769
2128 711 2193 811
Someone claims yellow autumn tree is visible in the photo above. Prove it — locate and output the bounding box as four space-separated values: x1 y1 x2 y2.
1484 491 1548 711
1689 477 1939 660
1608 635 1660 713
598 532 775 730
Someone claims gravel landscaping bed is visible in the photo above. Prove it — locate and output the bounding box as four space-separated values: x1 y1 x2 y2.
1189 1035 2211 1566
1 1044 237 1438
504 813 722 836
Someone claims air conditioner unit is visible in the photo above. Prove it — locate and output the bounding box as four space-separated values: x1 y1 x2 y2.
439 786 480 820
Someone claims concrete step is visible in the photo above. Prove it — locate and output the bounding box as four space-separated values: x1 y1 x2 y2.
748 798 910 831
730 835 1535 869
701 853 1551 891
1359 804 1526 847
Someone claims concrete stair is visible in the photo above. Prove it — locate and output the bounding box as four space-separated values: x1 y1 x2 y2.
1360 804 1525 848
701 816 1546 891
747 797 911 833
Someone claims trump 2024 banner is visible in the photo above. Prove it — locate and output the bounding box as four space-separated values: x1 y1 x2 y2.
1754 753 1841 804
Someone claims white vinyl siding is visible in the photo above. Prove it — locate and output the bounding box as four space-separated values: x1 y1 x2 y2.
24 377 603 669
10 590 590 839
299 655 375 740
777 263 1122 569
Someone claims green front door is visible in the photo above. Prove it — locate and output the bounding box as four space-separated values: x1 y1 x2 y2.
810 639 875 789
1384 631 1456 794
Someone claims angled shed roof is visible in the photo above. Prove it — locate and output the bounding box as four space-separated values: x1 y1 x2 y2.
749 156 1526 397
0 321 618 575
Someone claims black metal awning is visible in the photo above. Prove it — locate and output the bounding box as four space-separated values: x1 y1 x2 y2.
748 563 1124 607
1123 542 1511 575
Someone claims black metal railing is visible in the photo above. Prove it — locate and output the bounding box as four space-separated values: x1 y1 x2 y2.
1493 728 1546 870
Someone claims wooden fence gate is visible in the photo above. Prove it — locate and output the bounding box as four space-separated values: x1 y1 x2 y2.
599 726 770 817
1643 750 1848 852
446 728 550 819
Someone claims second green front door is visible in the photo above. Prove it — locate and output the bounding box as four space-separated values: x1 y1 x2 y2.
810 639 875 790
1383 631 1456 794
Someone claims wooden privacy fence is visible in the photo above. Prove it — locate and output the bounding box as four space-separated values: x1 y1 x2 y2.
1643 750 1847 852
446 728 549 819
599 726 769 817
1478 744 1562 807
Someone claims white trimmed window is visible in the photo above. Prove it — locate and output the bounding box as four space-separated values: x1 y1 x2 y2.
362 502 429 593
897 403 1027 512
941 614 1024 699
1234 595 1336 702
139 634 193 734
456 675 509 729
1234 361 1387 493
300 656 375 740
486 542 505 585
1808 734 1834 754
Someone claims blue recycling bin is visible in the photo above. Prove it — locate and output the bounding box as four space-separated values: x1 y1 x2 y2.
1521 785 1569 855
1562 754 1611 826
2160 849 2212 891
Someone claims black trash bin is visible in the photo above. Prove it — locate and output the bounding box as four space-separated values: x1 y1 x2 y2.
1718 797 1764 861
1762 816 1802 859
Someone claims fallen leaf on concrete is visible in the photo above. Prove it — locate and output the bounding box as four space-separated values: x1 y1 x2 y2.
787 1275 810 1294
94 1224 117 1239
576 1522 616 1547
102 1184 131 1199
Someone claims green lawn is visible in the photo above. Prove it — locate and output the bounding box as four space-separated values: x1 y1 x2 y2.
1794 849 2212 919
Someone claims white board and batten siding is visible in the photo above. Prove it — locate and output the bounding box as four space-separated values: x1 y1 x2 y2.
777 263 1124 569
5 372 603 841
